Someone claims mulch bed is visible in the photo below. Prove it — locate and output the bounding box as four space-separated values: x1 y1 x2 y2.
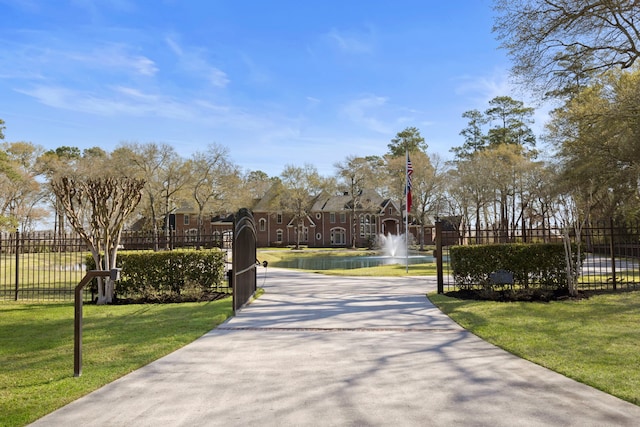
108 292 230 304
444 288 593 302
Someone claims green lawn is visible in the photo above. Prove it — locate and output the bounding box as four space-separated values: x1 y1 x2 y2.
5 248 640 425
0 299 233 427
429 291 640 405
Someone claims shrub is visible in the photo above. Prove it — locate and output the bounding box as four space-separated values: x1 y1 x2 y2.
450 243 582 291
86 249 227 301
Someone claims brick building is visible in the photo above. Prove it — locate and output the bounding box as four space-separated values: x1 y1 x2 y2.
251 189 403 248
169 188 422 248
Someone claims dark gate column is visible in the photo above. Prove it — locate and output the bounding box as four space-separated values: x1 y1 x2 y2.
232 208 257 313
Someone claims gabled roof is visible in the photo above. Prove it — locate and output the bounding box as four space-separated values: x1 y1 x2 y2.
311 193 352 211
252 181 283 212
286 215 317 228
312 189 394 213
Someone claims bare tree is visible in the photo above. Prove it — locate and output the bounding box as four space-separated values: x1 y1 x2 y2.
52 177 145 304
278 164 325 250
188 144 238 248
113 142 177 250
334 155 382 248
411 152 447 250
494 0 640 95
1 142 43 230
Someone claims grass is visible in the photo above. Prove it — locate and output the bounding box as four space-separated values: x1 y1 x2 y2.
5 247 640 424
429 291 640 405
0 299 233 427
1 252 89 301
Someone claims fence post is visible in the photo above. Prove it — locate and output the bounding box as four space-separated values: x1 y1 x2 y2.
609 217 617 291
436 219 444 294
14 229 19 301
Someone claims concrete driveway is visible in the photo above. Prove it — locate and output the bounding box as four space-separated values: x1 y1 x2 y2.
31 268 640 426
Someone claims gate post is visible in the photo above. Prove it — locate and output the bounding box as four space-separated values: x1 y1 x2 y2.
232 208 257 313
14 229 19 301
435 219 444 294
609 217 617 290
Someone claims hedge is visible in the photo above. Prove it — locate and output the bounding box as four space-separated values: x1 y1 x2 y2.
86 249 227 300
450 243 582 291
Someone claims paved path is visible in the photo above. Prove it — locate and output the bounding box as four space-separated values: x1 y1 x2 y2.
32 268 640 426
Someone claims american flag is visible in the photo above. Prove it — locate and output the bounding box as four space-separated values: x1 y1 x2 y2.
406 155 413 213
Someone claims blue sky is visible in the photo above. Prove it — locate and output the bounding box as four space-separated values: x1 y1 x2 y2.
0 0 531 177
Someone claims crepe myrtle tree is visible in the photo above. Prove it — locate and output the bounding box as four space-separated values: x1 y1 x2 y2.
52 176 145 304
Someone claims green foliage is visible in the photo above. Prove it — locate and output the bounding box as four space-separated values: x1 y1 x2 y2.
0 215 18 232
86 250 227 299
450 243 582 290
387 126 427 157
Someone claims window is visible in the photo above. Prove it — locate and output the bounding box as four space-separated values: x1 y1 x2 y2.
330 213 336 223
330 228 346 245
184 215 190 225
259 218 266 232
276 229 283 242
360 214 377 238
316 213 321 220
316 233 322 240
340 213 346 223
186 228 198 242
276 213 283 224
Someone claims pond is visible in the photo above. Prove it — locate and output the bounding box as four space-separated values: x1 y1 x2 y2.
269 254 435 270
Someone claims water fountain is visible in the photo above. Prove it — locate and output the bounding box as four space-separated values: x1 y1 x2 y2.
376 233 407 258
270 233 433 270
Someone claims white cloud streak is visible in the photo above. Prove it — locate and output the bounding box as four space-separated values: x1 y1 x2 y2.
164 36 229 88
325 27 375 54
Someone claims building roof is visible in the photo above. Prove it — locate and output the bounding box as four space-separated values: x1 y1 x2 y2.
312 189 394 213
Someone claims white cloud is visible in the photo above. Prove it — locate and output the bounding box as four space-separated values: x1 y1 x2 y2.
340 94 430 136
16 84 193 119
454 68 513 107
305 96 322 110
165 36 183 56
326 27 374 54
341 95 391 134
208 68 230 88
164 36 229 88
66 45 158 76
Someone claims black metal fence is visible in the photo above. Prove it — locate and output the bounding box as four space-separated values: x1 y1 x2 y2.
439 219 640 292
0 230 233 302
5 219 640 301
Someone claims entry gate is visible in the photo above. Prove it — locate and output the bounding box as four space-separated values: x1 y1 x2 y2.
232 208 257 312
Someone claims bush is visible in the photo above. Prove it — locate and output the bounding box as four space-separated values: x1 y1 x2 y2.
450 243 582 291
86 249 227 301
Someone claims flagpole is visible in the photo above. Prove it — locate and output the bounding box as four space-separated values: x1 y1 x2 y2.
405 149 409 273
